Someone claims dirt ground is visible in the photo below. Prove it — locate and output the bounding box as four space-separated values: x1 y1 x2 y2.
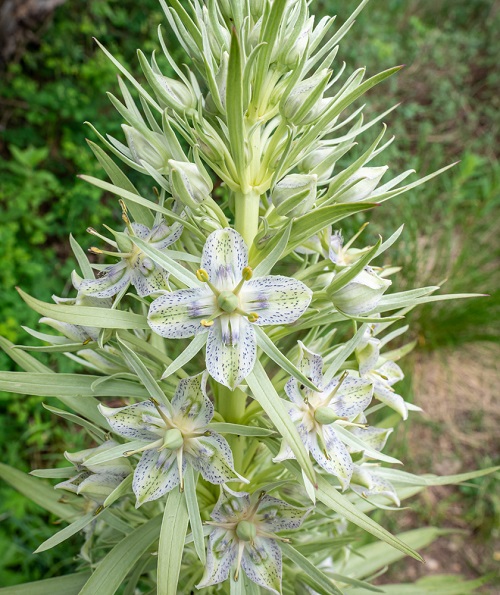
378 343 500 591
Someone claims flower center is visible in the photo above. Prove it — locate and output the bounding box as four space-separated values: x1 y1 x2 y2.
160 428 184 450
314 406 340 425
235 520 257 542
217 290 239 313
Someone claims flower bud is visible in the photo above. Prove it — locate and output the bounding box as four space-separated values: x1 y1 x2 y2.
351 466 374 489
281 18 312 66
336 166 388 203
250 0 265 19
123 126 170 171
236 520 257 542
169 160 213 209
281 70 330 126
153 73 196 112
162 428 184 450
113 230 134 253
298 146 340 183
271 174 317 218
328 267 391 316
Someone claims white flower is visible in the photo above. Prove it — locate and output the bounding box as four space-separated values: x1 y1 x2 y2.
336 166 388 203
198 489 308 594
274 343 373 490
148 229 312 389
79 218 182 298
99 373 245 507
328 266 392 316
55 441 131 504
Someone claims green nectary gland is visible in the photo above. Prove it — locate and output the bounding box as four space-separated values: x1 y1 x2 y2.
314 406 340 425
217 290 239 313
161 428 184 450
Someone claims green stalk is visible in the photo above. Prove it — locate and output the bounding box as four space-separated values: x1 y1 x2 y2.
233 189 261 246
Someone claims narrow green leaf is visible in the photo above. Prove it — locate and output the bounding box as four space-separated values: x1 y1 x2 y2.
79 515 162 595
184 467 206 565
0 372 148 399
0 573 91 595
252 221 292 277
17 288 148 330
0 335 50 373
323 324 368 384
332 425 402 465
377 466 500 487
0 463 77 521
227 29 246 178
85 441 148 466
280 542 343 594
131 236 202 288
104 474 134 507
118 336 173 412
69 234 94 279
30 467 75 479
42 403 107 438
158 488 189 595
160 333 207 380
207 422 275 437
247 362 316 486
254 327 321 392
35 510 105 553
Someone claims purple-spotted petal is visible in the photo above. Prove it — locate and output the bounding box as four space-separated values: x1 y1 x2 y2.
240 275 312 326
257 495 307 532
284 377 306 406
241 537 282 595
79 262 130 298
187 432 238 484
197 528 237 588
148 221 183 249
201 228 248 289
133 448 183 507
356 337 381 376
373 383 408 419
211 489 251 523
128 223 151 239
130 264 169 297
98 402 161 441
148 287 214 338
171 372 213 427
350 426 393 453
351 472 400 506
310 427 353 490
206 316 256 389
378 360 404 385
297 342 324 389
324 374 373 418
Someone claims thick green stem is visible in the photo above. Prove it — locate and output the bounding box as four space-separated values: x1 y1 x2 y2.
233 189 261 246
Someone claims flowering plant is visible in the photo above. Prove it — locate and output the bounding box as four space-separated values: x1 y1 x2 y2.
0 1 494 593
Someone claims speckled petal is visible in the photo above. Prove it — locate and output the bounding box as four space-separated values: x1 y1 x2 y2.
197 528 237 588
373 383 408 420
206 316 256 389
128 223 151 239
98 402 162 441
356 337 381 376
284 377 306 406
377 360 404 386
324 374 373 418
148 221 183 249
211 489 251 523
171 372 213 427
310 427 353 490
257 495 307 532
201 228 248 289
130 264 169 297
240 276 312 326
133 448 183 507
297 341 324 389
78 262 130 298
148 287 215 338
350 426 393 454
187 432 238 484
241 537 282 595
351 472 400 506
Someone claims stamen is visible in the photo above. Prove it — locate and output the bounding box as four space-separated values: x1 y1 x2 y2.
235 307 259 323
124 439 163 456
323 371 349 406
233 266 253 294
234 541 245 582
119 200 135 235
150 398 173 428
177 447 184 492
87 227 117 247
89 247 132 258
196 268 220 295
200 310 223 328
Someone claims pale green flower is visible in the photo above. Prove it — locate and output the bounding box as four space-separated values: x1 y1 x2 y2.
55 441 131 504
328 266 392 316
79 218 182 298
274 343 373 490
99 373 245 507
336 166 388 203
271 173 318 218
198 489 308 594
148 229 312 389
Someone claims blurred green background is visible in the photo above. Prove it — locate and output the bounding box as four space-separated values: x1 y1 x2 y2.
0 0 498 588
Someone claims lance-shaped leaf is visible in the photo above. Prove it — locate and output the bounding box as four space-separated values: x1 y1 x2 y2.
0 572 92 595
247 362 316 486
184 467 206 565
227 29 246 183
35 508 106 553
161 333 207 380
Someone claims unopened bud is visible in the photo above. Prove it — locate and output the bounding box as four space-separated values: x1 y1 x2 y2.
123 125 169 171
281 70 330 126
169 160 213 209
271 174 317 218
328 267 391 316
298 146 340 183
153 74 196 112
351 466 374 489
114 231 134 253
336 167 388 203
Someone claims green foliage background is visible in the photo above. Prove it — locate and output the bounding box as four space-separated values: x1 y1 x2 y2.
0 0 498 587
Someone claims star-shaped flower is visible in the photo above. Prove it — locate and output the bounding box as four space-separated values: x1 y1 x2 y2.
79 214 182 298
148 228 312 389
274 342 373 490
55 441 131 505
99 373 245 507
355 327 413 419
198 489 308 594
